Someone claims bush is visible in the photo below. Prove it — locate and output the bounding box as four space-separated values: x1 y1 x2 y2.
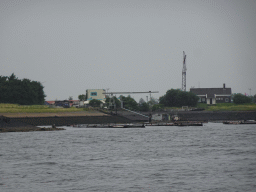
159 89 199 107
152 104 164 111
233 94 252 104
89 99 103 107
138 102 150 112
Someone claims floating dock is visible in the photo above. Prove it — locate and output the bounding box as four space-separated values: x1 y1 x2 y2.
145 122 203 126
72 121 204 128
73 124 145 128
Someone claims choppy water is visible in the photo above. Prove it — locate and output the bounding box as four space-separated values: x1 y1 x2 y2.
1 123 256 192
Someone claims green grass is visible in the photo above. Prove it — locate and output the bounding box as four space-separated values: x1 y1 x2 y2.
196 103 208 109
1 103 256 113
162 103 256 111
0 103 87 113
199 103 256 111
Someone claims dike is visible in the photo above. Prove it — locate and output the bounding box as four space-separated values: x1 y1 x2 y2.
2 111 255 129
7 115 133 126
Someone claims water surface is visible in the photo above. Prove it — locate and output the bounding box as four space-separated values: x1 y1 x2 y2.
1 123 256 191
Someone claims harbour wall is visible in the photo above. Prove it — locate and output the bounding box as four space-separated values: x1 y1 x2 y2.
9 115 133 126
5 111 256 126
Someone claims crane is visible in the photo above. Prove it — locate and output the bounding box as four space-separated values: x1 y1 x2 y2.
182 51 187 92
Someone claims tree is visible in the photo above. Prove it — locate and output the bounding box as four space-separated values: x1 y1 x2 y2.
138 98 149 111
233 93 252 104
148 97 159 105
139 102 150 111
89 99 103 107
152 104 164 111
139 98 146 105
122 95 138 111
68 96 73 100
0 73 46 105
105 96 121 108
78 94 86 101
159 89 199 107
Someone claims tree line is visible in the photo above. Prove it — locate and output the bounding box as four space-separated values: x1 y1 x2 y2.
81 89 256 111
159 89 198 107
233 93 256 104
0 73 46 105
86 89 199 111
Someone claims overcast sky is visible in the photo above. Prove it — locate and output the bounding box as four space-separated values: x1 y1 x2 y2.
1 0 256 101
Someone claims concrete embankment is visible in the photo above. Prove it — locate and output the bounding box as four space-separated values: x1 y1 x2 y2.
8 115 132 126
1 111 256 130
0 117 65 133
0 111 133 127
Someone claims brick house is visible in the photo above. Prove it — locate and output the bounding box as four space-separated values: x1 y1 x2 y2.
190 84 232 105
44 101 55 105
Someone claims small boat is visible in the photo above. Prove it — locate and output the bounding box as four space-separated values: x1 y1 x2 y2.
223 121 241 124
112 125 124 128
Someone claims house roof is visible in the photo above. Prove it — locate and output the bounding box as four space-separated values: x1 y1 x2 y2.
190 88 232 98
45 101 55 105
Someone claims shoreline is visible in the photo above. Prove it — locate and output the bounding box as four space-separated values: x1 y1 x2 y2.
0 111 109 118
1 110 256 133
0 126 65 133
0 117 65 133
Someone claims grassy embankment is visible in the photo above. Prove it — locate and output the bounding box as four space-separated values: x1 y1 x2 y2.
1 103 256 113
162 103 256 111
0 103 91 113
196 103 256 111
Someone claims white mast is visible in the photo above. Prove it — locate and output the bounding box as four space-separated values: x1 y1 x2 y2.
182 51 187 91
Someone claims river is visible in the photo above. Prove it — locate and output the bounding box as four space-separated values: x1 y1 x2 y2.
0 123 255 192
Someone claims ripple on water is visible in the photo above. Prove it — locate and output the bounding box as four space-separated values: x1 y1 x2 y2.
0 124 256 192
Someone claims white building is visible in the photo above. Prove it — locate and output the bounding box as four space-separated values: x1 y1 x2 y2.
86 89 106 102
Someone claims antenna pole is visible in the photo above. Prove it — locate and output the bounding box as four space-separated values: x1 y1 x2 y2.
182 51 187 91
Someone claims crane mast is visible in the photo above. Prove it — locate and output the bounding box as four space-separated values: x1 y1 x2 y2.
182 51 187 91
